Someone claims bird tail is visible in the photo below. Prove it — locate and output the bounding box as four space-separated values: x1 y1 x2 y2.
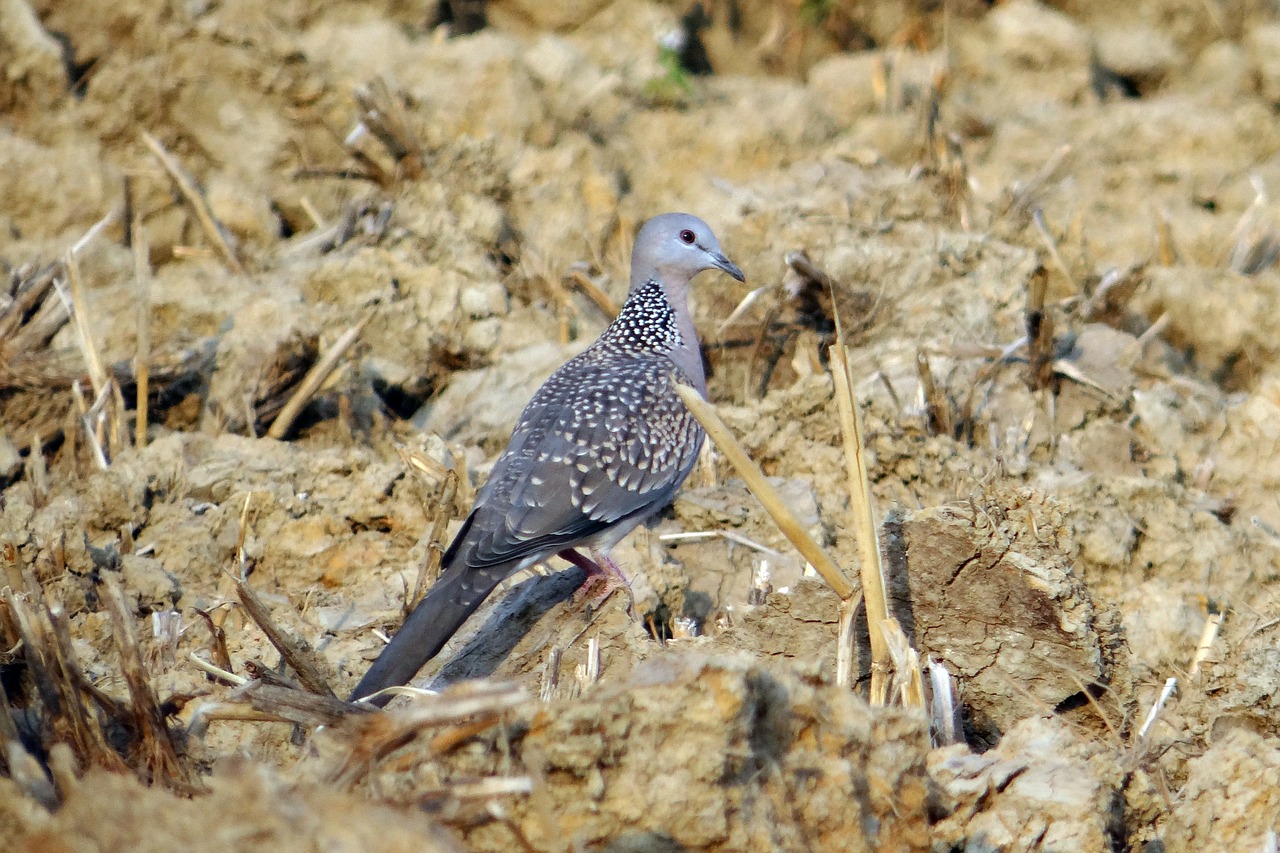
348 561 504 706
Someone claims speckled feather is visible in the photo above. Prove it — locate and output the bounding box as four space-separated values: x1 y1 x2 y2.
350 213 743 704
458 278 705 571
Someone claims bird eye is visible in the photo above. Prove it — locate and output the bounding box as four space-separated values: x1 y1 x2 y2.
679 229 696 245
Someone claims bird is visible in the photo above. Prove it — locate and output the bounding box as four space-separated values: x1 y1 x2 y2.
349 213 744 705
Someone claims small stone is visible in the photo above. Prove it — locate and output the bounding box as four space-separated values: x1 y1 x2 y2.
0 432 21 482
986 0 1089 71
1184 40 1250 102
120 555 182 611
1094 26 1180 83
931 716 1122 851
1164 729 1280 849
458 282 505 318
1246 24 1280 104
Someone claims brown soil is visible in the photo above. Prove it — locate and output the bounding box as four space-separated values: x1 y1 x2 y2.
3 0 1280 849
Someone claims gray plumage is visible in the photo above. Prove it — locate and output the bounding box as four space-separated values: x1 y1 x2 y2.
350 213 744 704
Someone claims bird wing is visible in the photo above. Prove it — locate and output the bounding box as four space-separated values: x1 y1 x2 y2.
453 354 703 570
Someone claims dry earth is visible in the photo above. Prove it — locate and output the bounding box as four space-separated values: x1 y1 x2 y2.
4 0 1280 850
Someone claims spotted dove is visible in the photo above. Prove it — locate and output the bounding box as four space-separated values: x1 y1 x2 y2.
350 213 744 704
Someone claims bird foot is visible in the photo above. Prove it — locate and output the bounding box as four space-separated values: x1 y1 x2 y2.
559 549 634 614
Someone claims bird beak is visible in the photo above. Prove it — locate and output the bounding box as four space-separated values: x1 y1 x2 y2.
709 252 746 282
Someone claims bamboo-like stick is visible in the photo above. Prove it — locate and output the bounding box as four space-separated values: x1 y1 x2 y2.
1031 207 1077 295
836 594 861 689
63 253 109 396
132 214 151 449
188 652 246 686
672 382 854 600
141 131 246 275
410 469 458 610
1137 676 1177 741
1187 604 1223 677
929 660 960 745
829 342 894 704
266 307 374 439
883 617 925 708
563 265 621 318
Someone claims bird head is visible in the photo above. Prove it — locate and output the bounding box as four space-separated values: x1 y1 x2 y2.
631 212 745 292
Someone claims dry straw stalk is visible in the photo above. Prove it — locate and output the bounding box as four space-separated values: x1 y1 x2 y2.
672 382 854 600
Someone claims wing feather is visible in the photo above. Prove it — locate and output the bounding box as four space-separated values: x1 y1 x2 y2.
452 355 702 570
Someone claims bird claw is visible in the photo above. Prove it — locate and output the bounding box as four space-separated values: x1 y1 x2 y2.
574 571 621 610
560 549 635 615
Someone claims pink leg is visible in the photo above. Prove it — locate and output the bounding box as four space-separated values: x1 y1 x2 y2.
558 548 633 612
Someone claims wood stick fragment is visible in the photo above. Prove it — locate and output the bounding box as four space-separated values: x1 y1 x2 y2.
828 260 924 705
2 536 24 592
188 652 246 686
1137 676 1178 741
716 284 769 339
336 681 528 786
540 646 562 702
70 209 117 257
235 577 336 699
85 380 111 460
100 573 192 789
445 776 533 799
71 379 109 470
192 606 234 673
300 197 326 229
836 593 862 690
784 250 833 289
411 469 458 611
929 660 960 745
580 636 601 687
228 492 337 698
1188 603 1224 677
141 131 246 274
2 289 70 366
186 701 301 738
133 214 151 449
109 381 127 462
46 603 131 771
915 350 952 436
1024 264 1054 389
1082 263 1146 321
5 591 61 715
0 263 59 345
236 681 355 727
266 306 375 439
1002 144 1071 220
62 252 126 464
352 77 425 180
67 379 107 468
428 714 503 753
830 341 895 703
235 490 255 569
63 254 109 396
883 617 925 708
563 265 621 318
1154 208 1177 265
1031 207 1077 295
